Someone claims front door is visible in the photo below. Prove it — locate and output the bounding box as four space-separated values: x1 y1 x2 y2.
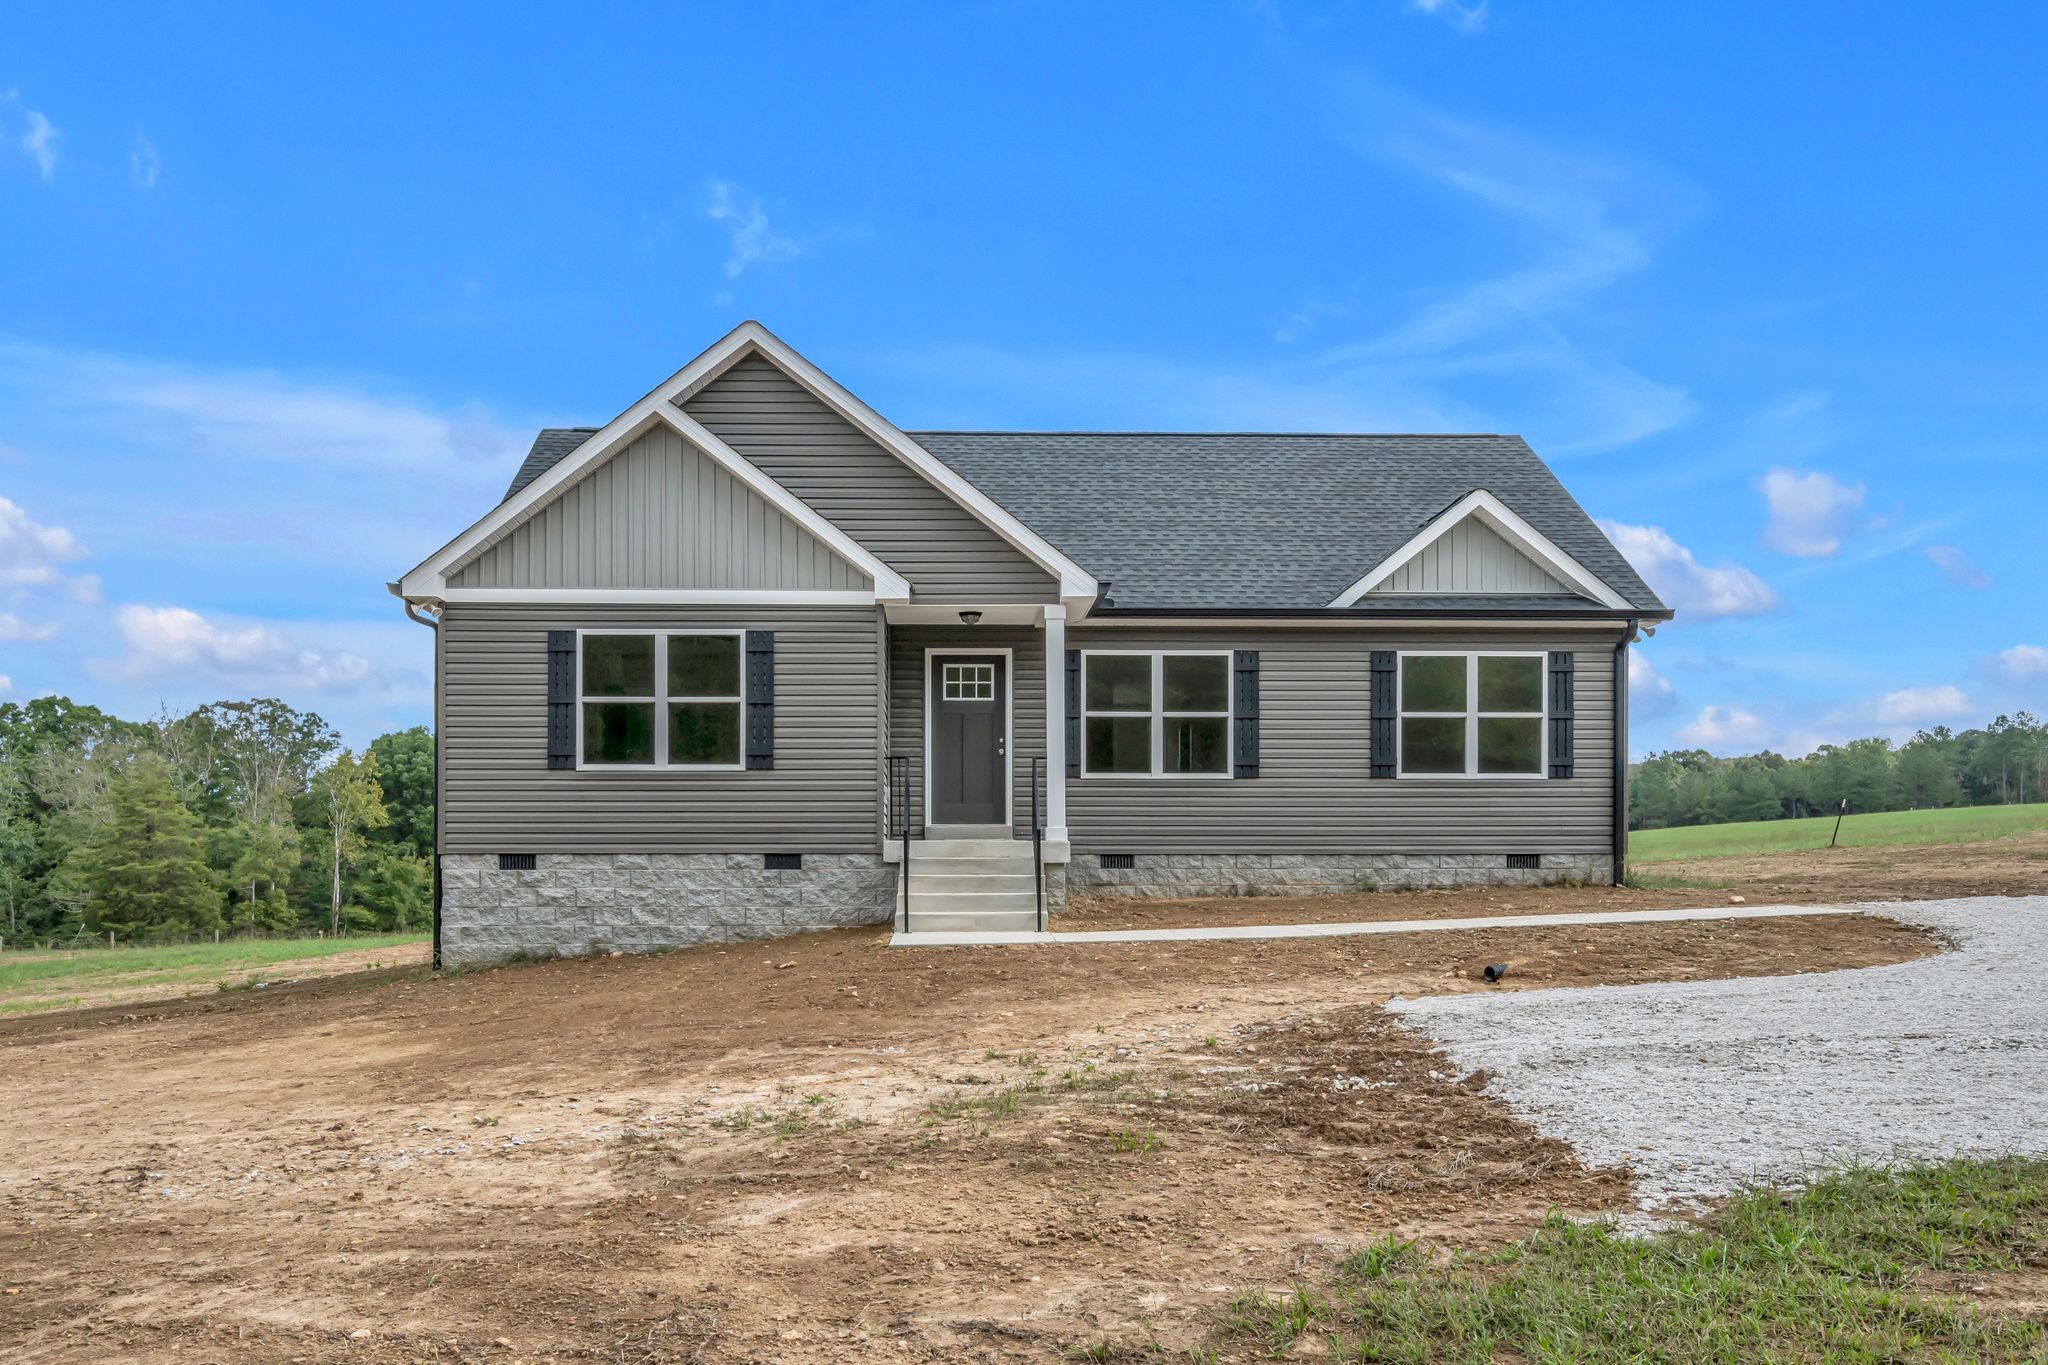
930 654 1007 826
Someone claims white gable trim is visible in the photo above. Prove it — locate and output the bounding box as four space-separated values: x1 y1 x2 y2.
674 323 1097 600
1326 489 1631 610
399 320 1096 606
399 382 910 603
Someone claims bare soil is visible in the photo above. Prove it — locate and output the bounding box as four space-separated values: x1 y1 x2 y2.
0 901 1937 1363
1058 831 2048 932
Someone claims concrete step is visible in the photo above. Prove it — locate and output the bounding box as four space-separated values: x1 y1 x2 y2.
913 838 1031 858
902 889 1039 916
902 872 1038 895
908 855 1035 877
924 823 1015 841
904 908 1041 933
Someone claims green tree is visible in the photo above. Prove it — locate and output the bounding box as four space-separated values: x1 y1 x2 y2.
78 755 219 939
367 726 435 860
1895 737 1961 809
349 845 432 931
313 750 389 936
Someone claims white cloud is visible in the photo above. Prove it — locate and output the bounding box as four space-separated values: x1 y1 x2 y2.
1407 0 1488 32
0 493 89 589
0 611 61 642
1989 644 2048 680
1630 651 1674 698
1923 544 1991 589
99 604 381 694
1599 521 1780 621
1756 467 1865 557
0 675 12 696
704 180 803 279
1676 704 1769 751
130 132 160 190
1872 684 1973 726
5 92 59 180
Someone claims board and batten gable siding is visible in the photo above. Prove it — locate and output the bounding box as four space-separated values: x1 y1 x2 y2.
1065 626 1616 855
448 425 870 592
886 624 1047 840
440 604 881 854
1369 516 1574 595
683 355 1060 603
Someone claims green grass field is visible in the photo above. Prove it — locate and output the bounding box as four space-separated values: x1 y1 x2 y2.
1629 802 2048 864
1214 1158 2048 1363
0 933 430 1016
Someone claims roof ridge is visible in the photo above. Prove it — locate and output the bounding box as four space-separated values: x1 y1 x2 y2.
905 430 1511 438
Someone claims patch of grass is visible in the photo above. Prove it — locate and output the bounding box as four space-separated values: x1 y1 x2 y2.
0 933 428 1009
1630 803 2048 863
1221 1158 2048 1362
1108 1127 1163 1155
1623 870 1733 890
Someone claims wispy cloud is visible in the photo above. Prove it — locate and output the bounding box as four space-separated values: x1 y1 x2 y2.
704 180 804 279
1869 684 1974 727
3 91 58 180
1757 467 1865 557
1987 644 2048 681
1676 704 1769 750
0 492 90 592
1924 544 1991 589
1407 0 1488 32
0 611 62 642
130 131 160 190
94 603 412 697
1600 521 1779 621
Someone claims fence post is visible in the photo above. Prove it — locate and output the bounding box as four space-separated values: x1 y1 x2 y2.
109 930 116 948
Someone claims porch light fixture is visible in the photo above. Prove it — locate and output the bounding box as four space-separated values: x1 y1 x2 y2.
958 610 982 625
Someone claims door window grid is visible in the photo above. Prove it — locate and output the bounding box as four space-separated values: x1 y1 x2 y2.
943 662 996 701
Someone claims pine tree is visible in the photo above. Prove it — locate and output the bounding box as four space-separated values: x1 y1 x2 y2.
81 755 220 939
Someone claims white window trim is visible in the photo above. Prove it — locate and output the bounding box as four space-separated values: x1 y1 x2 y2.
575 629 746 772
1394 650 1547 780
1079 650 1235 780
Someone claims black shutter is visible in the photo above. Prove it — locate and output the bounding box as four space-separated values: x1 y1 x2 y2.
1232 650 1260 778
1548 650 1575 779
745 630 775 771
546 630 576 770
1369 650 1398 778
1064 649 1081 778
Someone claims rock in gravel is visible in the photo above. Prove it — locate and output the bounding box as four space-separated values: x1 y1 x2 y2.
1390 897 2048 1209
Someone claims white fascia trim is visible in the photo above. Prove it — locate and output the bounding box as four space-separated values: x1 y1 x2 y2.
693 323 1099 600
437 588 880 605
397 327 911 602
1326 489 1631 610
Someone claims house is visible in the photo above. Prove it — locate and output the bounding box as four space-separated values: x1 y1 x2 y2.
394 322 1672 965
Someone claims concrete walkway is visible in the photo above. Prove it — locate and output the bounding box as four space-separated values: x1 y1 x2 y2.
887 901 1860 947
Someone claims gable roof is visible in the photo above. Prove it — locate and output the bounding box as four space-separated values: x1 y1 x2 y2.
907 433 1665 613
507 428 599 500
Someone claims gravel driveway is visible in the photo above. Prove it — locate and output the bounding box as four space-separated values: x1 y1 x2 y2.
1388 896 2048 1208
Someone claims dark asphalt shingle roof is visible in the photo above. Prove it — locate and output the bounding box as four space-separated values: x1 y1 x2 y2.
907 432 1663 612
500 427 1663 613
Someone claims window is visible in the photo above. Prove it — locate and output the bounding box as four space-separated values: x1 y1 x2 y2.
1397 652 1544 778
942 662 995 700
579 632 744 769
1081 652 1232 778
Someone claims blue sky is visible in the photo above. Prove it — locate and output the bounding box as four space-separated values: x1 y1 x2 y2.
2 2 2043 755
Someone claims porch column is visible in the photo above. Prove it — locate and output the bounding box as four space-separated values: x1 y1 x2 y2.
1042 604 1069 842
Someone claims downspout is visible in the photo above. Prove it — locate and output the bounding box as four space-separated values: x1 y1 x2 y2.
1612 617 1640 887
393 585 444 970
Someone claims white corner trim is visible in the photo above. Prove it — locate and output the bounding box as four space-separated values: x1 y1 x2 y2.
689 323 1099 600
397 362 911 601
1326 489 1631 610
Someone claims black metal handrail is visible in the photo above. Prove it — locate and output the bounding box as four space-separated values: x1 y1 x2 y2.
1030 755 1045 932
885 756 912 932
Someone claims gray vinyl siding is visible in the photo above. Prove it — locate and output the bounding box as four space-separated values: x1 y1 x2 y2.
440 603 882 853
1370 517 1572 595
683 355 1060 603
887 624 1047 840
449 425 869 592
1066 626 1618 855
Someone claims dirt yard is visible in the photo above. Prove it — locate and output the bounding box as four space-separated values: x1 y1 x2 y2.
0 895 1938 1363
1057 829 2048 931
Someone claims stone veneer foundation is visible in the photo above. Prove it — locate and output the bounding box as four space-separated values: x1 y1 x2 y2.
439 853 898 966
1065 852 1612 900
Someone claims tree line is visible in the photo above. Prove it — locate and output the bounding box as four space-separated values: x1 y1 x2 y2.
1630 713 2048 830
0 695 432 944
